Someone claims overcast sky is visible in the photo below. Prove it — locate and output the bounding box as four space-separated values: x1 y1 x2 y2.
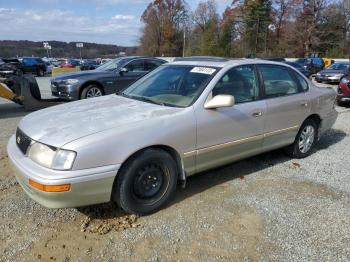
0 0 232 46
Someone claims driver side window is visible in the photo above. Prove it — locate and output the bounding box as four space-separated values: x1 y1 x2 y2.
125 60 145 72
212 65 259 104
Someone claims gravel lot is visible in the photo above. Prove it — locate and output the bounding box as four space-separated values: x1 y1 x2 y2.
0 79 349 261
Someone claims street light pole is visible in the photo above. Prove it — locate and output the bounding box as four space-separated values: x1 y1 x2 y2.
183 29 186 57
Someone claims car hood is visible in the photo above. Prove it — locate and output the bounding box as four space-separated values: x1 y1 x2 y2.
319 69 346 75
52 70 110 80
18 95 181 148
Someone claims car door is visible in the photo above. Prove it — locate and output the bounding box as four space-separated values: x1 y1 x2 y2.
257 64 310 151
114 59 148 92
194 64 267 173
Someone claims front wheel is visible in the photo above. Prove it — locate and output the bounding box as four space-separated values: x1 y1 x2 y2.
285 119 318 158
80 84 103 99
113 149 178 215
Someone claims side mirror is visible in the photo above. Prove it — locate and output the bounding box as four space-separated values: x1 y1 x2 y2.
204 94 235 109
119 67 128 75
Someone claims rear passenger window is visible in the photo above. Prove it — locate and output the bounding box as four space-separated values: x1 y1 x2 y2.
294 73 309 91
259 65 299 98
212 65 259 103
145 60 163 71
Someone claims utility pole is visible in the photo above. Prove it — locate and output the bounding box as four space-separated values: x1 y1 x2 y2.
183 30 186 57
76 43 83 60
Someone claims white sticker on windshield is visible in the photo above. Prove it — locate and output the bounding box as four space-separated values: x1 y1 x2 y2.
190 67 216 75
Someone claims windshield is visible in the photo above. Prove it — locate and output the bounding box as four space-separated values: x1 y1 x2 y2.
328 63 349 70
122 65 218 107
95 58 124 71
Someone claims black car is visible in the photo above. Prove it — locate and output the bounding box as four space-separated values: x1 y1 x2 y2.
21 57 47 76
51 56 167 100
0 58 24 78
285 62 311 78
315 62 350 83
295 58 324 75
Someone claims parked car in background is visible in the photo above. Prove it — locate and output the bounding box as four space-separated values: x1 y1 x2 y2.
21 57 47 76
80 60 100 71
295 58 324 75
9 58 338 215
315 62 350 83
45 61 55 75
337 76 350 106
60 59 81 68
51 56 167 100
101 58 112 64
0 58 23 77
285 62 311 78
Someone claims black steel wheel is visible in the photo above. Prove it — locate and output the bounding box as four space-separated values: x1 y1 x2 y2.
113 149 178 215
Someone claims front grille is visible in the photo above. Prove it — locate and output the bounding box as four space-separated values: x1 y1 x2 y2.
16 128 32 155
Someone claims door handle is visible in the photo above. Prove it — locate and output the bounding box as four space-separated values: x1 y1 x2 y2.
301 102 308 107
252 111 263 117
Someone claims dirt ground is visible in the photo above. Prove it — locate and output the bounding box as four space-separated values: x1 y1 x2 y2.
1 90 350 261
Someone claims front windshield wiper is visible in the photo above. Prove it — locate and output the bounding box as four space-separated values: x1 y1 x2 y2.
118 93 165 106
135 96 165 106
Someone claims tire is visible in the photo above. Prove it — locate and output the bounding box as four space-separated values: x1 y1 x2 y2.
36 68 44 77
113 149 178 215
80 84 103 99
284 119 318 158
336 100 344 107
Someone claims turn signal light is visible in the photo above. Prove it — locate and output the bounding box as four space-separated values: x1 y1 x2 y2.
29 179 71 192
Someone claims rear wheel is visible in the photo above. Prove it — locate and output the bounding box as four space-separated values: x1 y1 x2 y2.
81 84 103 99
285 119 318 158
113 149 178 215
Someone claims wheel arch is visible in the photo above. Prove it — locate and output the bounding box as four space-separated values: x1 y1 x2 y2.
123 145 185 180
304 113 322 127
113 145 186 194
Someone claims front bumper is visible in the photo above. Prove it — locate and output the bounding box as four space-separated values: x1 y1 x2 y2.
315 75 342 83
51 82 80 101
337 94 350 103
7 135 119 208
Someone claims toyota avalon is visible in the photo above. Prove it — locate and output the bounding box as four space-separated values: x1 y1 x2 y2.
8 58 338 215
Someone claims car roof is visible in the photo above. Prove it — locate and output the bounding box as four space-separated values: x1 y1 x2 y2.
118 56 161 60
168 58 289 68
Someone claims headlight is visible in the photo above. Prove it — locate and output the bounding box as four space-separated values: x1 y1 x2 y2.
62 79 79 85
316 73 321 76
28 142 76 170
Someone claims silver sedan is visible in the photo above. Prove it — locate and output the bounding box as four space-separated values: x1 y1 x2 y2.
7 58 338 215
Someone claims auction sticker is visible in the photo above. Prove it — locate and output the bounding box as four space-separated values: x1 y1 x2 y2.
190 67 216 75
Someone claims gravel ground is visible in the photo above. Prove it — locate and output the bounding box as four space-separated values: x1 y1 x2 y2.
0 79 349 261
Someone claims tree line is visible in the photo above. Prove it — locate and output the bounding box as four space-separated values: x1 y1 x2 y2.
138 0 350 58
0 40 137 58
